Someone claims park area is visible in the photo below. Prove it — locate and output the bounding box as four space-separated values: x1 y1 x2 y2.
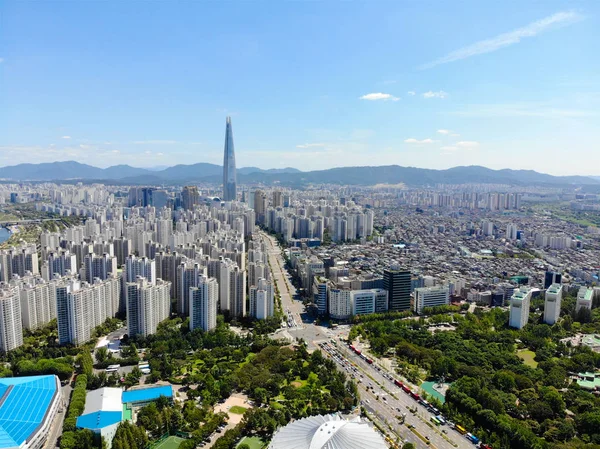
517 349 538 368
237 436 267 449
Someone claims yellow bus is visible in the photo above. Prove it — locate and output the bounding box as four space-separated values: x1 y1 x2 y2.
455 425 467 435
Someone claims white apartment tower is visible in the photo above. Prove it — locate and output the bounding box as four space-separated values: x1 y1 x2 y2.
509 287 532 329
189 276 218 332
543 283 563 325
249 278 274 319
0 285 23 352
126 278 171 338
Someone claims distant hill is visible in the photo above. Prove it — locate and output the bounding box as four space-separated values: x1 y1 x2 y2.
0 161 596 187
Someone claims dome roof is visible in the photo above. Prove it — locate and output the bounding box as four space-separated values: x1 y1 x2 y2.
268 414 387 449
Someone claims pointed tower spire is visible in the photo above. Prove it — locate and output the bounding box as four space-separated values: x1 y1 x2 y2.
222 116 237 201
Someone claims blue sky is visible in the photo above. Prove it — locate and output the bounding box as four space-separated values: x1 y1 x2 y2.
1 1 598 175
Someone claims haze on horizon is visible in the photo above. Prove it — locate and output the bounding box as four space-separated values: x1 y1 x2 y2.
1 1 598 176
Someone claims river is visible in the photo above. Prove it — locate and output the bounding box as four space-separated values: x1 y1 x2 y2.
0 227 10 244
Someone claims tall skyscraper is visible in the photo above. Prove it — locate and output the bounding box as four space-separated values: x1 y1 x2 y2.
222 116 237 201
509 287 532 329
383 268 411 311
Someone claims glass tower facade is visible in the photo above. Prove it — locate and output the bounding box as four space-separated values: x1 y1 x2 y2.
222 116 237 201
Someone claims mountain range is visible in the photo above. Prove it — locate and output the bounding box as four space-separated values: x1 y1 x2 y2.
0 161 597 187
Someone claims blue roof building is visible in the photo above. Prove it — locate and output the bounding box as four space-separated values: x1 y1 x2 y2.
121 385 173 406
0 375 61 449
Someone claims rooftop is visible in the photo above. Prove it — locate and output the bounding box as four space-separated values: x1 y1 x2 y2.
77 388 123 431
0 375 58 449
268 414 386 449
121 385 172 404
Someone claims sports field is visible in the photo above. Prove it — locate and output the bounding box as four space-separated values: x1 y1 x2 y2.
229 405 248 414
237 436 266 449
152 436 185 449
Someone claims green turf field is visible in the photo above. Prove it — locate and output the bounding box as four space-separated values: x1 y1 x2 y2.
229 405 248 414
152 436 185 449
237 436 266 449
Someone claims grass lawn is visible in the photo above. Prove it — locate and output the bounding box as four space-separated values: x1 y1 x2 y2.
237 436 266 449
152 436 185 449
518 349 538 368
229 405 248 415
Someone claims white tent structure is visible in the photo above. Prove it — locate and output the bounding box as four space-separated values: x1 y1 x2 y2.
268 414 387 449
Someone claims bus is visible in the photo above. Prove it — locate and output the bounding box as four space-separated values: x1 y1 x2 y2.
466 433 480 444
430 417 441 426
105 367 119 373
107 364 121 369
455 425 467 435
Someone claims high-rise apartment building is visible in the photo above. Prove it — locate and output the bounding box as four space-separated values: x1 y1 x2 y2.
189 276 218 332
56 278 121 346
249 278 274 319
383 268 411 312
509 287 532 329
124 255 156 285
13 276 55 330
0 245 39 282
176 261 207 316
228 266 246 318
222 117 237 201
84 253 117 284
126 278 171 338
0 285 23 352
544 283 563 325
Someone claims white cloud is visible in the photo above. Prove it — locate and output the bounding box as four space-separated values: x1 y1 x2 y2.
61 136 71 139
157 152 164 156
440 146 458 151
111 150 120 154
437 129 450 135
79 144 91 149
423 91 448 99
296 143 326 149
407 91 416 96
133 140 178 145
419 11 583 69
405 138 436 144
450 133 461 137
456 141 480 148
359 92 400 101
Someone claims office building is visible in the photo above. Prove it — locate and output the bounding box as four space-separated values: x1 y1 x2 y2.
383 268 411 312
222 116 237 201
509 287 532 329
0 285 23 352
576 287 594 313
313 277 328 316
544 283 563 325
189 276 218 332
414 286 450 314
181 186 200 210
544 271 562 289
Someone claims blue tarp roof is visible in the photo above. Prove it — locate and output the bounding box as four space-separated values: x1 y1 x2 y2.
121 385 172 404
0 375 57 449
77 411 122 430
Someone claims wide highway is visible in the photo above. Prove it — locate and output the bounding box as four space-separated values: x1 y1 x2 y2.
261 232 478 449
